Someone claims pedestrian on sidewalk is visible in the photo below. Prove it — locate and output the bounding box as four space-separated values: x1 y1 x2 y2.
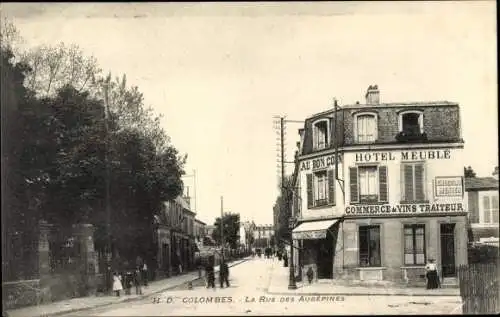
205 257 216 289
112 272 123 297
219 259 230 288
134 268 143 295
142 263 148 287
124 270 133 295
283 252 288 267
425 258 440 289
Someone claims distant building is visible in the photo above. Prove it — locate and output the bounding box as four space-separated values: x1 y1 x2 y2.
465 174 499 245
206 225 216 238
194 219 207 243
253 224 273 248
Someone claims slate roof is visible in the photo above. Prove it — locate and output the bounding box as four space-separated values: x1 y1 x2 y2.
465 177 499 191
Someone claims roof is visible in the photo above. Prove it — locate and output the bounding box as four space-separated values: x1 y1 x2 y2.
304 101 458 121
465 177 499 191
174 196 191 210
195 219 206 225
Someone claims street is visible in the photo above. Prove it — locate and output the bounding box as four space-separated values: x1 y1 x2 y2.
60 257 463 316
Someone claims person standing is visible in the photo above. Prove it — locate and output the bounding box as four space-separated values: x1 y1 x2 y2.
283 251 288 267
134 268 143 295
219 259 230 288
425 259 440 289
142 263 148 287
112 272 123 297
205 257 216 289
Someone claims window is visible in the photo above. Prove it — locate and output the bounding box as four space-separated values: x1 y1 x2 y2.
359 226 381 267
349 165 388 203
315 171 328 205
481 194 499 224
401 163 426 202
398 111 423 135
306 169 335 208
355 113 377 143
313 119 329 150
404 224 426 265
359 166 378 202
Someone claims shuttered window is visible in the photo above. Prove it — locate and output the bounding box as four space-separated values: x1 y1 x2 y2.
349 166 388 203
357 114 377 143
305 170 336 208
401 163 426 202
481 194 499 224
306 174 313 208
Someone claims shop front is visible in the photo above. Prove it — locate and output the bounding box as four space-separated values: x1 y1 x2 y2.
341 203 468 285
292 218 342 281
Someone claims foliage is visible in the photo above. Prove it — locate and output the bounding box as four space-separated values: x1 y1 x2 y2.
464 166 477 178
1 21 187 277
211 213 241 249
274 175 294 244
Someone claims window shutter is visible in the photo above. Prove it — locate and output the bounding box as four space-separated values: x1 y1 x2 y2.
414 164 425 201
403 165 414 201
378 166 388 202
306 174 313 208
328 169 335 205
349 167 359 203
483 196 491 223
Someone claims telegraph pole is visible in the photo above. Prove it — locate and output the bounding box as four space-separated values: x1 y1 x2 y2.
220 196 224 260
103 77 112 294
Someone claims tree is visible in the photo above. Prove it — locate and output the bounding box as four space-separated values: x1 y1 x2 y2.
274 175 294 246
20 43 102 98
464 166 477 178
212 213 240 249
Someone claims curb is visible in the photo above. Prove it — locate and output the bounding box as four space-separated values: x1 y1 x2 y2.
266 290 461 297
265 262 460 298
18 258 250 317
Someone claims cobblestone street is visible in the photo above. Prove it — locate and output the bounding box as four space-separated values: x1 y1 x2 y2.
58 257 462 316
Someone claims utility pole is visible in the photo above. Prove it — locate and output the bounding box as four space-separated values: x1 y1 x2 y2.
103 77 112 294
220 196 224 260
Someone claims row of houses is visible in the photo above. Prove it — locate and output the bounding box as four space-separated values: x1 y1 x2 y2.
154 194 207 277
286 85 498 285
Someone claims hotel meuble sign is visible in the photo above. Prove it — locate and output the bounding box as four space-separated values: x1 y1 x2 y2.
300 150 452 171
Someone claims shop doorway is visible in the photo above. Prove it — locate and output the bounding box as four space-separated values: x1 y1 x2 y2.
440 223 456 277
162 243 170 275
317 234 333 279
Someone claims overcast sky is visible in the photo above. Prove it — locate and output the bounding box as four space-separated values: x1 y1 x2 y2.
1 2 497 226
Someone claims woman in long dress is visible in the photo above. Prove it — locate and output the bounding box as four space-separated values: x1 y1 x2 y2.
112 272 123 296
425 259 440 289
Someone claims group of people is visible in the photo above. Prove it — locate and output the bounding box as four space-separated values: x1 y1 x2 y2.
112 263 149 296
204 257 230 289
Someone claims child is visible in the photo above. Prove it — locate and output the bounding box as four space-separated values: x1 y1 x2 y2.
112 272 123 297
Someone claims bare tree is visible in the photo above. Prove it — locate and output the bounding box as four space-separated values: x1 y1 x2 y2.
20 43 102 97
0 16 23 54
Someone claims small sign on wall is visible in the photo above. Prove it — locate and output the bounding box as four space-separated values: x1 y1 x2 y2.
434 176 463 197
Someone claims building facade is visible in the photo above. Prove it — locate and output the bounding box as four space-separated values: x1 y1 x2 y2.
194 219 207 243
156 195 197 277
465 172 499 245
291 85 467 285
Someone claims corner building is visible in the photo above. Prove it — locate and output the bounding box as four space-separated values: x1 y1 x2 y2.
292 85 467 285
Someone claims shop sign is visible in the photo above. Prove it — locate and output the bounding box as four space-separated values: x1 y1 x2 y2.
292 230 327 240
344 203 465 216
300 154 338 171
435 176 463 197
354 149 452 163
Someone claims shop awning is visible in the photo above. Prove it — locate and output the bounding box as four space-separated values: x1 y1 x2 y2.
292 219 340 240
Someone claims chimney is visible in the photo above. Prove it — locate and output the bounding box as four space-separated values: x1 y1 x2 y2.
365 85 380 105
185 187 191 209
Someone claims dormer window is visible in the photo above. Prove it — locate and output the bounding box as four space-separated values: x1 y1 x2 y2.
313 119 329 150
399 111 423 134
354 112 378 143
396 110 426 142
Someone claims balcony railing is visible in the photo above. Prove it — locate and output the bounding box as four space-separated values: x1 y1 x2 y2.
395 128 428 143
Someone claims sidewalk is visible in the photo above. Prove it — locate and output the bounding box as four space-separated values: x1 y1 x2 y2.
266 260 460 297
6 257 250 317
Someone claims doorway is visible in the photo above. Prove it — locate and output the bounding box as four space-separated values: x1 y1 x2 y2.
317 231 334 279
162 243 169 276
440 223 456 277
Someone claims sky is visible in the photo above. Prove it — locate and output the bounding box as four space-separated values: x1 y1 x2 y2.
1 2 497 226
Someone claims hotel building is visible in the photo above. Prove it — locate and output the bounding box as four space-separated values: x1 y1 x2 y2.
291 85 467 285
